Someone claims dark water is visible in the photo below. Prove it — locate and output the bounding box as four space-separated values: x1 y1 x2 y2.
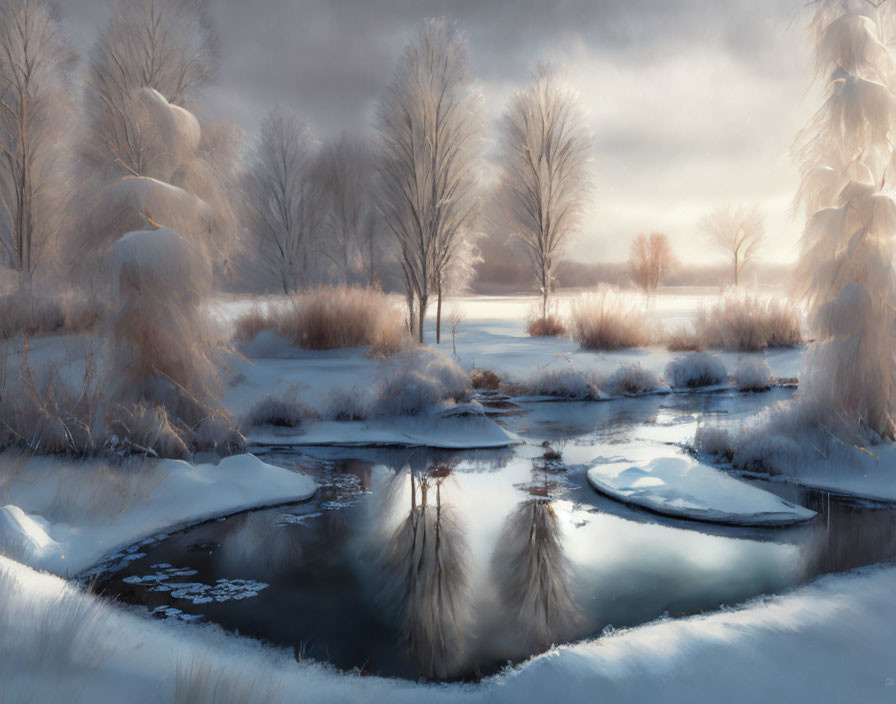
90 388 896 681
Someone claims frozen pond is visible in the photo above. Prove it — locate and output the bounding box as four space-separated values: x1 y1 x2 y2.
90 389 896 681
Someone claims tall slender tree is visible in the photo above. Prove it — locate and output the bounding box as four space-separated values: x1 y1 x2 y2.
0 0 76 291
376 18 481 343
243 108 325 294
498 63 591 321
699 204 765 286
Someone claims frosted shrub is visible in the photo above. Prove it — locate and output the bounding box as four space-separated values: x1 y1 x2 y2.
695 291 803 352
510 367 603 400
604 363 662 396
665 352 727 388
323 388 370 421
111 228 223 424
173 656 283 704
735 357 773 391
233 286 409 356
568 285 650 350
470 368 501 390
374 347 471 416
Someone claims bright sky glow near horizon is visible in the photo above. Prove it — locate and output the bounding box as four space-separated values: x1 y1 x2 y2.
64 0 819 267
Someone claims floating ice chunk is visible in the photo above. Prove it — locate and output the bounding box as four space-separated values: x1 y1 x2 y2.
587 455 817 526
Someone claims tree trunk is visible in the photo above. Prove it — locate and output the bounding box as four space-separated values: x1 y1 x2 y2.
542 286 548 321
436 280 443 344
418 295 427 344
734 255 738 286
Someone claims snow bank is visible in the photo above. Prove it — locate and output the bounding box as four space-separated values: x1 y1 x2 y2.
0 506 59 565
587 455 816 526
1 555 895 702
0 454 317 575
665 352 728 388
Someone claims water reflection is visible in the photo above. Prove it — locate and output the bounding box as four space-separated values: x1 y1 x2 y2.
491 482 580 651
378 464 471 680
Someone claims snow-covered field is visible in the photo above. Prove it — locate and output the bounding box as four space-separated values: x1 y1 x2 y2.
2 288 896 702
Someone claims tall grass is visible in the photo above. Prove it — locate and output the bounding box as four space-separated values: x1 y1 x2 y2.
0 292 104 340
568 286 651 350
695 291 803 352
173 656 283 704
233 285 410 356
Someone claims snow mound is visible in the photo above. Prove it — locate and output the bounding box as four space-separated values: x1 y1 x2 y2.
665 352 727 388
736 357 773 391
113 226 211 294
586 456 816 526
0 505 59 563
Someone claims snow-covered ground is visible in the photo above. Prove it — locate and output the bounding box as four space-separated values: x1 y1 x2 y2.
0 454 316 576
2 554 894 703
1 287 894 701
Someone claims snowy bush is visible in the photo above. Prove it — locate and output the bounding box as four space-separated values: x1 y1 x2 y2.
110 227 228 430
604 363 662 396
665 352 727 388
509 366 603 400
373 347 470 415
233 285 409 356
735 357 773 392
323 388 370 421
244 396 316 428
568 285 651 350
695 291 802 352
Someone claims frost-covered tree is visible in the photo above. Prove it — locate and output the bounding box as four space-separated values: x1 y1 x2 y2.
242 108 325 294
317 133 382 284
498 63 591 321
628 232 674 294
792 0 896 440
699 204 765 286
85 0 217 177
0 0 76 291
376 18 482 343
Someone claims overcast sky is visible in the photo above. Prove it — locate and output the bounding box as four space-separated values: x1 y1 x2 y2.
63 0 816 265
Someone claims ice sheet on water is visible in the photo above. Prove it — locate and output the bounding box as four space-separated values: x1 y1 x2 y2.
587 454 817 526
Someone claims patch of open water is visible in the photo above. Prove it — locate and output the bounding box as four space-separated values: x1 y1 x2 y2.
91 388 896 681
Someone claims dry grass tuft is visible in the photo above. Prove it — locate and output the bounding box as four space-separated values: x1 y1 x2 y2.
233 286 410 357
568 286 651 350
173 655 283 704
471 368 501 390
695 291 803 352
526 314 566 337
664 323 704 352
0 292 104 340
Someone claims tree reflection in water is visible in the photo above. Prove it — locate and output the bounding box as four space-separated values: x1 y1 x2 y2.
492 474 580 651
379 463 471 680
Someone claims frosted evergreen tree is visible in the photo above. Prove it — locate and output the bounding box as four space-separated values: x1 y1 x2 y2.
793 0 896 441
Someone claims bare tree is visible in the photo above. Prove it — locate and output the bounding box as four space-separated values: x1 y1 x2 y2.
0 0 76 292
376 18 481 343
242 108 325 294
498 63 591 321
84 0 217 177
699 204 764 286
628 232 674 294
317 133 381 283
